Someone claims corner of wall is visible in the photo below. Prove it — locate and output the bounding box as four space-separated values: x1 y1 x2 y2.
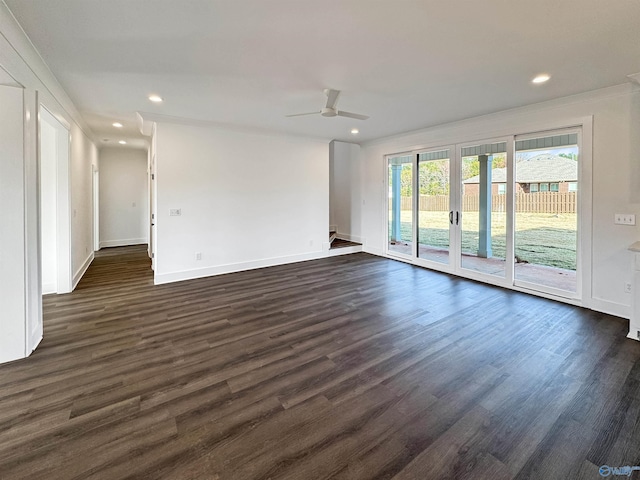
73 251 94 290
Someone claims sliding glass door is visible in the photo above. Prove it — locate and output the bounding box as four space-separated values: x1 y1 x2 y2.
385 127 583 301
513 130 580 296
416 149 453 267
459 141 509 279
387 154 414 257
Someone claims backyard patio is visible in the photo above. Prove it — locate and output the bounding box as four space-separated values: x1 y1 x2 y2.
389 211 577 292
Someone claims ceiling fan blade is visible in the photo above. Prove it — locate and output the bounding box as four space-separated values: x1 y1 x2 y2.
337 110 369 120
285 111 321 117
325 89 341 109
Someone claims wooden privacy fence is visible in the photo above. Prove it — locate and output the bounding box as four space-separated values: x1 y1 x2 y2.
399 192 577 214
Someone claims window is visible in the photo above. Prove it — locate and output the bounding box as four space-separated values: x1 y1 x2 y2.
514 130 580 295
568 182 577 192
498 184 506 195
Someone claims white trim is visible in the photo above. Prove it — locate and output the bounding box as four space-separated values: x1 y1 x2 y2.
72 252 94 290
42 283 56 295
28 334 42 355
40 106 73 294
514 280 580 301
335 232 363 244
24 88 41 357
93 166 100 252
0 3 94 138
363 245 384 256
329 245 363 256
154 250 328 285
590 297 631 320
578 118 593 308
99 238 148 249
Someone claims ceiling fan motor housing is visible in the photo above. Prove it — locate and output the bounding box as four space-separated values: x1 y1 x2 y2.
321 107 337 117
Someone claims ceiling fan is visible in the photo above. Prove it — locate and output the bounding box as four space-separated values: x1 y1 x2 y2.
286 89 369 120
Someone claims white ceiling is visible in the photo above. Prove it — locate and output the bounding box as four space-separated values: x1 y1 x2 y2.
5 0 640 144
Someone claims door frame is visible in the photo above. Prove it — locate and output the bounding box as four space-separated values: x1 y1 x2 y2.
511 126 584 301
380 116 592 307
455 135 514 287
93 165 100 252
385 151 415 261
412 144 457 275
39 105 72 294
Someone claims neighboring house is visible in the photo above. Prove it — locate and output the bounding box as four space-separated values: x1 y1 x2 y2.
463 153 578 195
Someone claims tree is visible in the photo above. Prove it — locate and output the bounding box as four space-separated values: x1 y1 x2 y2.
419 160 449 195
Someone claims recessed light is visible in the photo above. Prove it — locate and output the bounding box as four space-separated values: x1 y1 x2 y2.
148 94 163 103
119 140 127 145
351 128 359 135
532 74 550 84
112 122 123 128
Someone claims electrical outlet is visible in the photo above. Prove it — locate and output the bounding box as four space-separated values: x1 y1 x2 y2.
169 208 181 216
195 252 202 261
625 282 632 293
614 214 636 225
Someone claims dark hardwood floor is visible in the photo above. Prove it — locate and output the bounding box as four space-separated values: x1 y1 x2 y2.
1 245 639 479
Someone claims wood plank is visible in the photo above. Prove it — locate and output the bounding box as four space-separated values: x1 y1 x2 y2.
0 245 637 479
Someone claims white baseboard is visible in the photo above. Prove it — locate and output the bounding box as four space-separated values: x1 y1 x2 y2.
28 334 42 355
589 297 630 320
42 283 56 295
329 224 338 232
73 252 94 290
99 238 148 249
363 245 384 256
154 250 329 285
329 245 363 256
336 232 363 244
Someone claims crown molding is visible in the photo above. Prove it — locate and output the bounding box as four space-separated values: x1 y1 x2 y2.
0 2 94 140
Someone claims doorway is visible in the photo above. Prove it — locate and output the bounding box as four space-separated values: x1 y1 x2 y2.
39 106 72 294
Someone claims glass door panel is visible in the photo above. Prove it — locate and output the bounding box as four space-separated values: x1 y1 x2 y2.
460 142 507 277
514 133 579 294
417 150 451 265
387 155 413 256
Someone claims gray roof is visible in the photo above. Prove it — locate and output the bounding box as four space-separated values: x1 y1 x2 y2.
463 153 577 184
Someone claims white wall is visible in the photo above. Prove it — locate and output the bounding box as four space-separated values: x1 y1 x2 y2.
0 3 98 362
153 122 329 284
40 117 57 294
99 148 149 248
0 85 28 363
361 84 640 319
70 123 98 287
329 141 363 243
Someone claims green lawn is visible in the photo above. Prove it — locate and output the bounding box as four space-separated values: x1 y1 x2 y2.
389 211 577 270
